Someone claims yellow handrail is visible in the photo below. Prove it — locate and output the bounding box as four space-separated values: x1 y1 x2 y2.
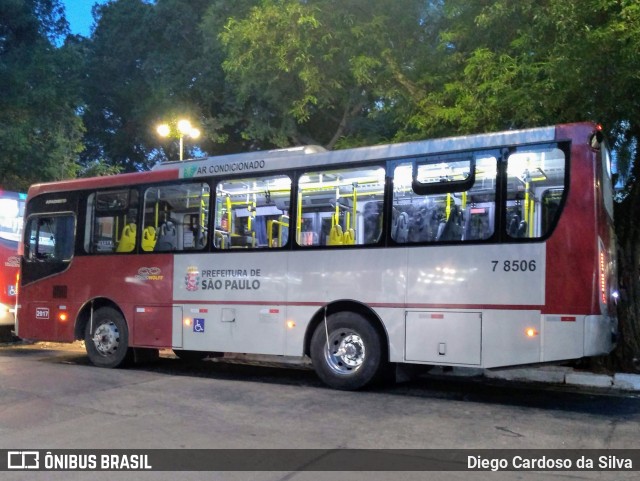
296 192 302 244
268 217 290 247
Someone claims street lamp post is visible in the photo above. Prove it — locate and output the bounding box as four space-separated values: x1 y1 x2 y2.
156 119 200 161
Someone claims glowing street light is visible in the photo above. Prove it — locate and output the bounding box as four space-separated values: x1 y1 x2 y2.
156 124 170 137
156 119 200 161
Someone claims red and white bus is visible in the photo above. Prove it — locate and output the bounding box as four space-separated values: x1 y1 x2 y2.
16 122 617 389
0 190 26 337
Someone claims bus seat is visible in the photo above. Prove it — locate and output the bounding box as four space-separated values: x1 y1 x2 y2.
437 207 462 241
436 221 446 241
141 226 157 251
116 223 136 253
343 228 356 245
195 228 207 249
154 221 177 251
508 214 520 237
327 224 344 245
517 220 528 238
409 207 431 242
393 212 409 243
363 201 382 243
214 230 229 249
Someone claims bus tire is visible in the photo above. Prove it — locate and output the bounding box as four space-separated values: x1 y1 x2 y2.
310 311 384 390
84 307 132 368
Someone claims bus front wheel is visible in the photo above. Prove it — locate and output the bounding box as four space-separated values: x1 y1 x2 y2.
84 307 132 368
310 311 384 390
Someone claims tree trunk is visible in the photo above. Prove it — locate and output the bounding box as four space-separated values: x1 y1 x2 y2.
612 179 640 371
609 124 640 372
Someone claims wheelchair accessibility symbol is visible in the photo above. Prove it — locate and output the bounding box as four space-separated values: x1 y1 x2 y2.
193 318 205 333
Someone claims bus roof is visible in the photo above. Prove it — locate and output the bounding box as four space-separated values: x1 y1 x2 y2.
163 124 560 181
26 168 179 198
27 122 591 197
151 144 327 171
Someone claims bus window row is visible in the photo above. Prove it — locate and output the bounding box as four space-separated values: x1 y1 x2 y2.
80 146 566 254
84 183 210 254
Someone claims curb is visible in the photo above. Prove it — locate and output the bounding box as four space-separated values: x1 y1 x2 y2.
483 366 640 392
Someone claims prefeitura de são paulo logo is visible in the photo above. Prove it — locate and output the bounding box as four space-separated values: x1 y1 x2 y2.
185 266 200 291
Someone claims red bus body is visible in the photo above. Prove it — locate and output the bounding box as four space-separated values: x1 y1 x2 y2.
0 191 25 328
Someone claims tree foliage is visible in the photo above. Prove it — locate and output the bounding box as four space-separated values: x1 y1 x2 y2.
0 0 83 191
218 0 441 148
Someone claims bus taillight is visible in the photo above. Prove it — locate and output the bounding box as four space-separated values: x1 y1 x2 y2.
599 250 607 306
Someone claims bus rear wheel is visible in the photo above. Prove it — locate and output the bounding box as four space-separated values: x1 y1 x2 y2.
310 311 385 390
84 307 132 368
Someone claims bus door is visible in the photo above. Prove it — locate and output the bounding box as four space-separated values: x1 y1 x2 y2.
136 183 209 349
20 211 76 340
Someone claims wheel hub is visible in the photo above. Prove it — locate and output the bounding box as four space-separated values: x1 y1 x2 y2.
92 321 120 356
326 330 366 374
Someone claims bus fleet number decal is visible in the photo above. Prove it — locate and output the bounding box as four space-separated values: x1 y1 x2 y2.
491 260 537 272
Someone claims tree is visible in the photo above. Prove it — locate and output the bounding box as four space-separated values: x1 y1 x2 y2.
81 0 251 170
218 0 443 149
81 0 443 158
81 0 159 171
0 0 84 191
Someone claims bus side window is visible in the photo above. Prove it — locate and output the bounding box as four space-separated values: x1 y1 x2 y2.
391 156 497 244
297 166 385 247
505 148 566 239
213 175 291 249
143 183 210 252
85 190 139 254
